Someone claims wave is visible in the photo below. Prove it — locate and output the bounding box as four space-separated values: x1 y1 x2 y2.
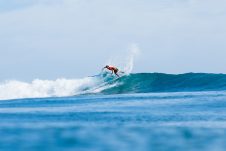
0 72 121 100
0 44 140 100
101 73 226 94
1 72 226 100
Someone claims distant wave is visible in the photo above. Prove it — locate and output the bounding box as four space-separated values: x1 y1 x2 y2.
1 72 226 100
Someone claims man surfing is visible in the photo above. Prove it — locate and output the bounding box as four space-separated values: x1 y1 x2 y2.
103 65 122 77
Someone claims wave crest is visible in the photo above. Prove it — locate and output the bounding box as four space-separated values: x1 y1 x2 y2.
0 77 100 100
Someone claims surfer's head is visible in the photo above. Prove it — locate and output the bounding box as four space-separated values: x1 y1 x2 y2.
105 65 109 68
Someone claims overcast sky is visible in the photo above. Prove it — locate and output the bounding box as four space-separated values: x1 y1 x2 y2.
0 0 226 81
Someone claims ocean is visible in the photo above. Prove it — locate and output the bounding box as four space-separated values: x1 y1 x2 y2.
0 73 226 151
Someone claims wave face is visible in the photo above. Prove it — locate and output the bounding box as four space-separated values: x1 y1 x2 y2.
101 73 226 94
1 72 226 100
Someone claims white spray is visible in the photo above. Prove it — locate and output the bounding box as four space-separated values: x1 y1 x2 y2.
106 43 140 74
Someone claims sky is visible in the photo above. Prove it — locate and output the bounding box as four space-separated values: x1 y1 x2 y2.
0 0 226 81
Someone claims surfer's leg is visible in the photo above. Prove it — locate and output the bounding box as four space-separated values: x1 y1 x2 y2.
114 70 120 77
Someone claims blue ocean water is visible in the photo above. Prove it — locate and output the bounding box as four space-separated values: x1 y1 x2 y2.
0 73 226 151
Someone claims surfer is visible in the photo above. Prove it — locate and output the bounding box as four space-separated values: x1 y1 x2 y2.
103 65 120 77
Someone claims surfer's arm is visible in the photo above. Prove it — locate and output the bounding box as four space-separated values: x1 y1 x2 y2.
102 67 106 71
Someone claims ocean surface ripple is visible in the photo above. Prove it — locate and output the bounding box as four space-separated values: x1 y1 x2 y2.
0 91 226 151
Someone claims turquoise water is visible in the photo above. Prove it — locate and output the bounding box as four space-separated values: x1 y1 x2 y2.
0 91 226 151
101 73 226 94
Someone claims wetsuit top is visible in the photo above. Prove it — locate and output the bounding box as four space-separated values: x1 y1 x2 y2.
107 66 118 72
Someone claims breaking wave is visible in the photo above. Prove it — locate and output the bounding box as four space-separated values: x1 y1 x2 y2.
0 44 140 100
1 72 226 100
